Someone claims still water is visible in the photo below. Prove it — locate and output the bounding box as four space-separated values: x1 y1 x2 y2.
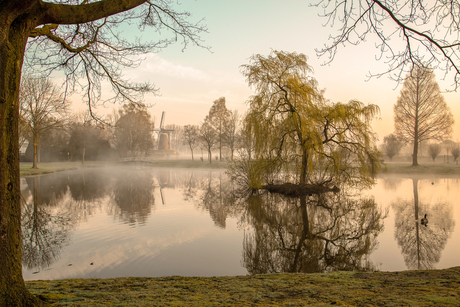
21 167 459 280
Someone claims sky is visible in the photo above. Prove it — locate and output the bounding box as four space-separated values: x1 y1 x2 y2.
72 0 460 143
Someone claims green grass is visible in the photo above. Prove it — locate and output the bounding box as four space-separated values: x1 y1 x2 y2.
26 267 460 306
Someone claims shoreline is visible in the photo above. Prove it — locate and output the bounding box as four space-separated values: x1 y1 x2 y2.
26 267 460 306
20 160 460 177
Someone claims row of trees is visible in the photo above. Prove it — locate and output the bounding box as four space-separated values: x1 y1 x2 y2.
182 97 239 163
18 76 159 167
382 135 460 163
381 67 455 165
18 76 246 166
18 76 249 167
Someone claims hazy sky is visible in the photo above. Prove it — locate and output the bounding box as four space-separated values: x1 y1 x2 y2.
73 0 460 142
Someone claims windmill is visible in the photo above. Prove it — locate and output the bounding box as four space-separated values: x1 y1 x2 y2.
154 111 175 150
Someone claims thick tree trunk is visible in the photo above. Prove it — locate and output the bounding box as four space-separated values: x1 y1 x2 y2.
0 19 44 307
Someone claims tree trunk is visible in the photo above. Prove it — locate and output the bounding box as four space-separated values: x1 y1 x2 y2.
299 148 308 185
0 18 44 306
189 145 194 161
82 146 86 165
32 133 38 169
412 137 419 166
208 148 212 163
412 83 420 166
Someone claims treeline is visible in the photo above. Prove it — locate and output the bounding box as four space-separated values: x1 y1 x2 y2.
18 76 246 165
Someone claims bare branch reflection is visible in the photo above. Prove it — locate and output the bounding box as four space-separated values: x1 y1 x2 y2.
21 177 78 272
392 178 455 270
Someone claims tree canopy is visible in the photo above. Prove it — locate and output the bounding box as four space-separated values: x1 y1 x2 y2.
233 50 381 191
115 103 154 157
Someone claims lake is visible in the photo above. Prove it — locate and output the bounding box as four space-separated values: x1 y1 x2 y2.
21 166 459 280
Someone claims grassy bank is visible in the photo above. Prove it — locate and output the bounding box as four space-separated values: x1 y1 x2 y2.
382 162 460 176
20 161 114 177
26 267 460 306
21 160 460 177
20 160 227 177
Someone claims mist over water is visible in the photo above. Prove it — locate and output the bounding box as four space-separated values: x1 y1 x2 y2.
20 167 459 280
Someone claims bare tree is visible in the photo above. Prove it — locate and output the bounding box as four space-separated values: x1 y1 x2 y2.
182 125 200 160
316 0 460 88
394 67 454 166
381 134 403 161
1 1 206 304
200 117 218 163
19 76 69 169
224 110 240 161
208 97 230 161
428 143 442 162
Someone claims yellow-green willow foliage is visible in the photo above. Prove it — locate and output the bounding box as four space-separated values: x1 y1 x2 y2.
238 50 381 188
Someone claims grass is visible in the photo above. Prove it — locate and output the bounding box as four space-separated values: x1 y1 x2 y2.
20 159 227 177
21 160 460 177
20 161 115 177
26 267 460 306
382 161 460 176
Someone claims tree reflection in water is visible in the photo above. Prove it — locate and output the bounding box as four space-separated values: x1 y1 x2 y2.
21 169 115 272
110 168 155 226
240 192 386 274
392 178 455 270
21 176 78 272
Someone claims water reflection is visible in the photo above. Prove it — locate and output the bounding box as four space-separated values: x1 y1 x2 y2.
20 168 460 280
240 192 386 274
21 177 77 272
110 169 155 226
392 178 455 270
172 170 237 229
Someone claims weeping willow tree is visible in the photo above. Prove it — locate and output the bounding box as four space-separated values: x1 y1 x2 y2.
232 50 381 190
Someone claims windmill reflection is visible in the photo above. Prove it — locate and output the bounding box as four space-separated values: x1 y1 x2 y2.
241 192 385 273
392 178 454 270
